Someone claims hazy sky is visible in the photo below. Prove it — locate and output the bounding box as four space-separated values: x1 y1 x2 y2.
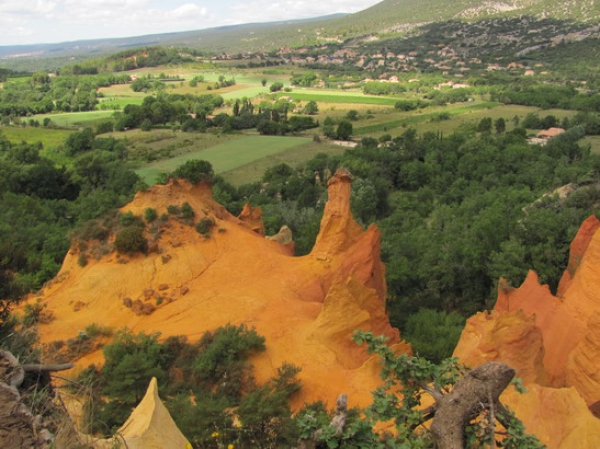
0 0 383 46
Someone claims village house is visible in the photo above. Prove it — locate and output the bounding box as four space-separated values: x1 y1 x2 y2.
529 127 566 145
537 127 566 140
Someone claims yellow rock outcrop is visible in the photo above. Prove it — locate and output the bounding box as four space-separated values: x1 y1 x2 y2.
117 377 190 449
84 377 190 449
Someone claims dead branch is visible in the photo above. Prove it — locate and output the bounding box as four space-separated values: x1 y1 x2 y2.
430 362 515 449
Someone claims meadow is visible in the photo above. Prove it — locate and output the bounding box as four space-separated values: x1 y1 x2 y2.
220 140 347 186
135 135 312 185
276 89 400 106
0 126 74 150
36 111 115 128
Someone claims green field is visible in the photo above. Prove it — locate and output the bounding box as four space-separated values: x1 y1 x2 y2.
221 85 271 100
276 90 400 106
354 102 501 135
36 111 115 127
98 83 147 109
221 140 347 186
136 135 312 185
0 126 74 149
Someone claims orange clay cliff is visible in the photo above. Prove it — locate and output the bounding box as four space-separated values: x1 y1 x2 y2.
26 169 410 410
454 215 600 448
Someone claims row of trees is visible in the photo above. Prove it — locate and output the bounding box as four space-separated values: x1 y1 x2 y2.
108 93 322 137
0 72 131 116
114 92 224 131
493 83 600 112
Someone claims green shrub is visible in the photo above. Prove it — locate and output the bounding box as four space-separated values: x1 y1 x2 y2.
22 299 45 327
195 217 215 236
84 323 114 339
144 208 158 223
193 324 266 400
78 252 89 267
73 219 111 243
168 393 232 447
237 363 302 446
167 204 181 216
114 226 148 255
102 330 168 403
173 159 215 184
119 211 144 227
270 82 284 92
181 202 195 220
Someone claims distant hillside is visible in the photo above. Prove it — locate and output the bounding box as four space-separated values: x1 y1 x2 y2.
333 0 600 34
1 0 599 67
0 14 346 64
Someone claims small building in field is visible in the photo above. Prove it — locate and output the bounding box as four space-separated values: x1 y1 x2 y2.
537 127 566 140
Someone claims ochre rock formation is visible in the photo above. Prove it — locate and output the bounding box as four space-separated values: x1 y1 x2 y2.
454 215 600 447
115 377 190 449
454 309 546 385
24 170 407 409
558 215 600 295
237 203 266 236
266 225 294 247
501 384 600 447
83 378 190 449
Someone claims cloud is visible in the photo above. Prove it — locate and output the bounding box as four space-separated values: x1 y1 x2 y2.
0 1 57 16
226 0 380 24
50 1 209 31
2 26 34 39
0 0 381 46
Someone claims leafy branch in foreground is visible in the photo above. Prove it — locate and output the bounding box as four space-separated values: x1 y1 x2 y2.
353 330 545 449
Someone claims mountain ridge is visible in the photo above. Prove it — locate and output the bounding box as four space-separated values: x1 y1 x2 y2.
1 0 599 61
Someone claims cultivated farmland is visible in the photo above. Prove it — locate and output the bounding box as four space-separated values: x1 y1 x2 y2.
136 135 313 185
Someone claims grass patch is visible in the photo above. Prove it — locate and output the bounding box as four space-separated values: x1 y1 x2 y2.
221 140 347 186
0 126 74 150
354 102 501 135
276 89 399 105
35 111 116 128
405 105 577 137
220 85 271 100
136 135 311 185
111 129 244 164
582 136 600 155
